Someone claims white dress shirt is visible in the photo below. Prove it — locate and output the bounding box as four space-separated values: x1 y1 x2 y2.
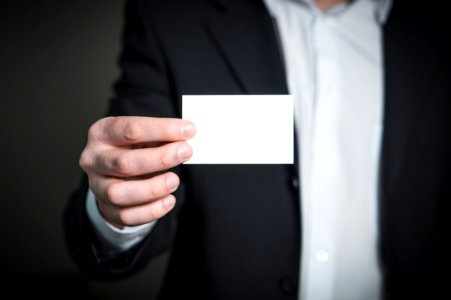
87 0 392 298
263 0 391 299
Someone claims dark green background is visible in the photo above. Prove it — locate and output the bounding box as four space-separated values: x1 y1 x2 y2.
1 1 166 298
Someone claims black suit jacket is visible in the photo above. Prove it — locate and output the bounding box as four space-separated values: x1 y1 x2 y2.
64 0 451 299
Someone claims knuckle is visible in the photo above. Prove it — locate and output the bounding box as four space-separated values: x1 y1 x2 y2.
114 152 132 174
148 180 164 199
146 184 157 200
117 209 134 226
79 151 92 171
106 183 124 206
145 206 159 222
87 121 101 141
153 120 177 141
87 177 98 193
147 196 175 221
157 122 172 139
157 149 173 171
123 121 141 142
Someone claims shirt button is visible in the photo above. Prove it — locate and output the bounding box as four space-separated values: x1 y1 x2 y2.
315 250 330 263
292 177 299 189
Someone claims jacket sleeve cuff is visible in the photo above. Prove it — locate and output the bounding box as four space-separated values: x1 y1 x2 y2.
85 188 156 253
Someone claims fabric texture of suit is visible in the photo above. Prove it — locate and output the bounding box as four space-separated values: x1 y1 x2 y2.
64 0 451 299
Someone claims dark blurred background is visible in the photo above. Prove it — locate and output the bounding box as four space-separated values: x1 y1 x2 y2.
1 1 167 298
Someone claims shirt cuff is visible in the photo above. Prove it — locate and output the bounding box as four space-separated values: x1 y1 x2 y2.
86 188 156 252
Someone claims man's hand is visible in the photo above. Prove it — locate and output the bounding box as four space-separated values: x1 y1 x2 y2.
79 116 195 228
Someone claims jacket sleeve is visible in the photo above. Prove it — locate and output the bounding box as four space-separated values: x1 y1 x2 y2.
63 0 183 281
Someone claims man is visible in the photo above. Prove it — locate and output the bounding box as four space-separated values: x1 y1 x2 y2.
64 0 450 299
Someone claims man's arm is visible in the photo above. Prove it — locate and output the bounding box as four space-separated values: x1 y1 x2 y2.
63 0 191 280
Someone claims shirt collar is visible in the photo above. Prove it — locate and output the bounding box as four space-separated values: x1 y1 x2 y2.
267 0 393 24
374 0 392 24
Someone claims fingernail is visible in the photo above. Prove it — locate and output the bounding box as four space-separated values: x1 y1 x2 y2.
166 175 179 192
177 144 192 161
182 123 196 138
163 196 176 209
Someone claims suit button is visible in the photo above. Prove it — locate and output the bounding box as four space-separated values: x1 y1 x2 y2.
279 276 297 294
291 177 299 189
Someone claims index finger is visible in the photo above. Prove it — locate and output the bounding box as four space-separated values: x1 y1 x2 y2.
96 116 196 146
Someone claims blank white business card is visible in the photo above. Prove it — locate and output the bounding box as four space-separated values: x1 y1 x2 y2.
182 95 294 164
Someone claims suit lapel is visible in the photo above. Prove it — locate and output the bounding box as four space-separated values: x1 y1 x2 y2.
205 0 300 223
206 0 288 94
206 0 429 208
